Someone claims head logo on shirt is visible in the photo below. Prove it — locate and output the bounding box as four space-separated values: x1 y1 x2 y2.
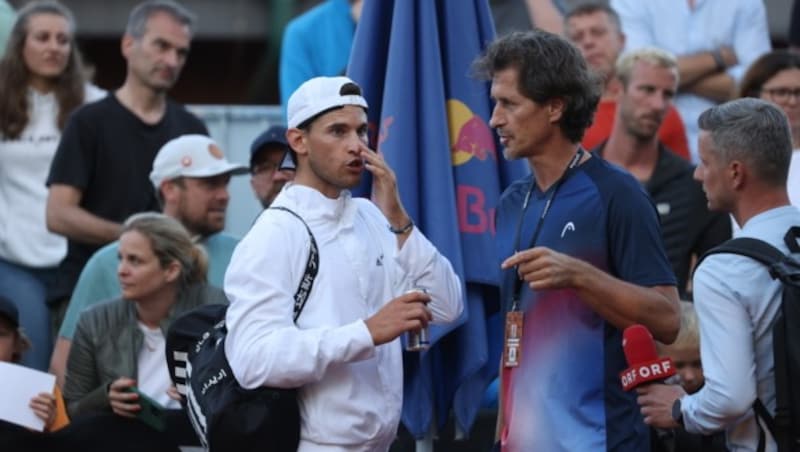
561 221 576 238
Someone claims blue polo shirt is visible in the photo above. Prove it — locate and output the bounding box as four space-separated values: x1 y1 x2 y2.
495 155 676 451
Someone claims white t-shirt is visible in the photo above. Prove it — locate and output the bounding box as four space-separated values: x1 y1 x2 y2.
0 84 105 267
137 322 180 409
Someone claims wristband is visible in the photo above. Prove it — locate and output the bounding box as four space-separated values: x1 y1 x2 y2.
388 220 414 234
711 49 726 72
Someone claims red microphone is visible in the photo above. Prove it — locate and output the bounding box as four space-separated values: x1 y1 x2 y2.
619 324 676 391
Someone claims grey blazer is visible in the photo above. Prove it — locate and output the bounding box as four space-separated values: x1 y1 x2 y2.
63 283 228 418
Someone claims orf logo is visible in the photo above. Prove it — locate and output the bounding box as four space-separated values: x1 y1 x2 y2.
448 99 496 166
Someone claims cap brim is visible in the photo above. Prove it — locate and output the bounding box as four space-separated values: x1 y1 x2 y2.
181 162 250 178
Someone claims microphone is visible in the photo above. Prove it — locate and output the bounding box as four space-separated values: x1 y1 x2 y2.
619 324 676 391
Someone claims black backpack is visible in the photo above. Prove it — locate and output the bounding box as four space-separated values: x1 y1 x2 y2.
698 226 800 452
165 206 319 452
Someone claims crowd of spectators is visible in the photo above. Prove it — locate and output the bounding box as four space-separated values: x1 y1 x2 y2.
0 0 797 451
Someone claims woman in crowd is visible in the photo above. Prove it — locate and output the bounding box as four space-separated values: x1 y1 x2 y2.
0 0 104 370
63 212 227 422
740 49 800 205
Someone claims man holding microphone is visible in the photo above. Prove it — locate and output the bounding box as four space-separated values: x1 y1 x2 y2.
637 99 799 451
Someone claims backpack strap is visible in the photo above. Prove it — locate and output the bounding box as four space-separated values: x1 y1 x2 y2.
754 398 777 452
784 225 800 253
268 206 319 323
696 237 786 272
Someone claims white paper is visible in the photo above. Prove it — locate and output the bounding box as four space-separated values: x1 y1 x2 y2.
0 361 56 431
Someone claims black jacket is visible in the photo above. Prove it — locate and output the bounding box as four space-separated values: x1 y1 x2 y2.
596 142 731 298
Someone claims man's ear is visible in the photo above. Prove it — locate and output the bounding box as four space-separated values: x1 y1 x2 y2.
728 160 746 190
160 180 180 205
287 128 308 157
121 33 135 60
548 97 566 124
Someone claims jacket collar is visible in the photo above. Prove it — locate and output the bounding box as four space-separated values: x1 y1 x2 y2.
273 183 358 236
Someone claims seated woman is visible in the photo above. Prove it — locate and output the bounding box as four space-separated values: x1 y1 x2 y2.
63 212 227 422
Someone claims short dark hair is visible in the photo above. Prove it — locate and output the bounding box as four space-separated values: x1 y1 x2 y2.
473 30 601 143
698 98 792 187
564 2 622 32
126 0 195 39
739 50 800 98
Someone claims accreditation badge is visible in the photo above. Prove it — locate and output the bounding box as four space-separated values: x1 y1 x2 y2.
502 311 524 368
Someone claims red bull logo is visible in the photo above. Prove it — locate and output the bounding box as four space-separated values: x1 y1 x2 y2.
370 116 394 153
448 99 497 166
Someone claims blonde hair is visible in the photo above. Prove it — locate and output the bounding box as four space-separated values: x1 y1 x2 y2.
122 212 208 290
616 47 679 88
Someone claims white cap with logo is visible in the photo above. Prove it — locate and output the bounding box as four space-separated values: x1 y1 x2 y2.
287 76 368 128
149 134 248 189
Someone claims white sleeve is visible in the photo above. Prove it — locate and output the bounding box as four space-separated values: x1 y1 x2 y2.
392 225 464 324
610 0 656 51
354 200 463 324
223 215 376 390
727 0 772 81
681 256 758 434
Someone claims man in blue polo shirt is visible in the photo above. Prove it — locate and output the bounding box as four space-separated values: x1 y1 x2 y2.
474 30 680 451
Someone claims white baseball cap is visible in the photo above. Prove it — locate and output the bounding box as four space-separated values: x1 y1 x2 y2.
150 134 248 189
287 76 368 128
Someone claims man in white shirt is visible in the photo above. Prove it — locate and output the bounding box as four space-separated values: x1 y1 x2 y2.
223 76 464 451
610 0 771 161
637 98 800 451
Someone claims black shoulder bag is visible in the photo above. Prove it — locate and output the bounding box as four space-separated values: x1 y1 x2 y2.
166 206 319 452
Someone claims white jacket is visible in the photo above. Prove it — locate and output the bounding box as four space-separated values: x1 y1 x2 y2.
224 184 463 451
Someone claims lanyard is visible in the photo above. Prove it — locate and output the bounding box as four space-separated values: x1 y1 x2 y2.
508 147 585 312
